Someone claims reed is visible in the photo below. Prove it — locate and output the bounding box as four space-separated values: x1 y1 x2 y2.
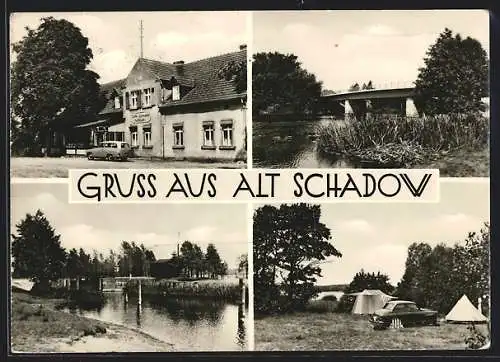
124 279 246 303
317 113 489 167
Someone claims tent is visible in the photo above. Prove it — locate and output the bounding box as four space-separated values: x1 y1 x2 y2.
446 294 488 323
11 278 34 292
349 289 396 315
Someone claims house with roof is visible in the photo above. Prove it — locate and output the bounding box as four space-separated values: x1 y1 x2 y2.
73 45 247 161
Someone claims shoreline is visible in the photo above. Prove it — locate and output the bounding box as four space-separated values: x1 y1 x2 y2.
11 292 175 353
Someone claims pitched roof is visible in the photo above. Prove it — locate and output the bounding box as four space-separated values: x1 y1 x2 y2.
140 48 247 107
99 78 126 115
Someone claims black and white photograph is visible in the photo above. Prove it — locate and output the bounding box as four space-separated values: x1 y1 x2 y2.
10 11 249 178
252 10 489 176
10 183 249 352
253 180 490 350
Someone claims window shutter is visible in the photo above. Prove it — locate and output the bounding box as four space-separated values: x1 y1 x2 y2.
125 92 130 110
137 90 142 108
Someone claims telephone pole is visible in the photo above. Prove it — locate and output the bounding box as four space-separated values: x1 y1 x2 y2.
139 20 144 58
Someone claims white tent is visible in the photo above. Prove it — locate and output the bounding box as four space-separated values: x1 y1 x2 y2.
350 289 396 315
446 294 488 323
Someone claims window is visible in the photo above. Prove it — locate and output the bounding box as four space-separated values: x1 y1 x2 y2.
143 88 153 107
143 127 152 147
114 96 121 109
172 85 180 101
220 120 234 148
203 122 215 148
130 127 138 147
130 91 139 109
173 125 184 148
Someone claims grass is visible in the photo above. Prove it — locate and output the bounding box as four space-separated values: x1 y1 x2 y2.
255 311 490 351
10 156 245 178
11 292 107 352
317 113 489 174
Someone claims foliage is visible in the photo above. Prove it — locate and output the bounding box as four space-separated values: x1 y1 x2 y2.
317 113 489 167
305 299 338 313
414 28 488 115
395 223 490 314
254 204 341 314
117 241 156 277
465 323 488 350
218 59 247 94
11 210 66 287
125 279 244 302
10 17 105 155
252 52 322 115
337 270 394 313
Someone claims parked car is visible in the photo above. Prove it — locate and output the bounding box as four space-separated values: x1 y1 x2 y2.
369 300 439 330
86 141 131 161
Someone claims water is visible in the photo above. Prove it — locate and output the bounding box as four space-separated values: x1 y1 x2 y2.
253 117 354 168
314 291 345 301
64 293 247 351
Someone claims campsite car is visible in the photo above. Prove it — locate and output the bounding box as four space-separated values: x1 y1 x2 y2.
369 300 438 330
86 141 131 161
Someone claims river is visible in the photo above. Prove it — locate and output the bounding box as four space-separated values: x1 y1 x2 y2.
63 292 248 351
253 117 354 168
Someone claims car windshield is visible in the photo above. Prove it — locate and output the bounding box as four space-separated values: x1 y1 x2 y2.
121 143 129 148
383 301 398 311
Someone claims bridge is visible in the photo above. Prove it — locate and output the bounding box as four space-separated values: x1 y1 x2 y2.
320 81 418 119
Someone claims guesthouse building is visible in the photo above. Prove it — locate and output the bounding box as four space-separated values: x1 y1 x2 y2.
73 45 247 161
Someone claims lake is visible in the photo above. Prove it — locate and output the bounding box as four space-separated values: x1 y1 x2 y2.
253 117 353 168
64 292 248 351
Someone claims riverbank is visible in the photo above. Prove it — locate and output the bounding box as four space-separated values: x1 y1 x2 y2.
316 113 489 176
11 292 174 353
255 312 489 351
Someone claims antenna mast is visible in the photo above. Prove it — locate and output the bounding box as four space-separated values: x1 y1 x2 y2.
139 20 144 58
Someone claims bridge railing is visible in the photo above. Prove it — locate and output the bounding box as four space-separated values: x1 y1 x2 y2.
327 81 415 95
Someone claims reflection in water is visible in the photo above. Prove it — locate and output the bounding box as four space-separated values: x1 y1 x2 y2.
64 292 247 351
253 118 351 168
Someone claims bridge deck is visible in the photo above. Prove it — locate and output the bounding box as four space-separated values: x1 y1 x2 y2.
322 87 415 101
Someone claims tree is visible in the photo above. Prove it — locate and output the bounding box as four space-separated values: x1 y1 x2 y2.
349 82 360 91
252 52 322 115
10 17 105 155
337 270 394 312
362 81 374 90
11 210 66 288
344 270 394 294
237 254 248 278
395 223 490 314
414 28 488 115
205 244 222 279
254 204 342 313
218 59 247 94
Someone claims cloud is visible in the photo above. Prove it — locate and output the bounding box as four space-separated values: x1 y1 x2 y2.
337 219 374 234
90 49 134 83
364 24 400 36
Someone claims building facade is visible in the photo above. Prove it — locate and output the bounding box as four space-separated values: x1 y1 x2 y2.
75 46 247 161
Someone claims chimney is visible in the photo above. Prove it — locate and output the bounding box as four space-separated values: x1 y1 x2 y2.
239 44 247 51
173 60 184 75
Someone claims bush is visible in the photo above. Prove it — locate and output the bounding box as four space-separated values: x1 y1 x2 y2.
317 113 489 167
465 323 488 349
321 295 338 302
305 299 338 313
335 294 356 313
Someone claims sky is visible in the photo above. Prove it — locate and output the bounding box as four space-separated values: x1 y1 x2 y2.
9 12 249 84
253 10 490 90
10 183 249 269
256 180 489 286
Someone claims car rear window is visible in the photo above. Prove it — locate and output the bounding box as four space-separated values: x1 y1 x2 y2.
110 143 118 148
